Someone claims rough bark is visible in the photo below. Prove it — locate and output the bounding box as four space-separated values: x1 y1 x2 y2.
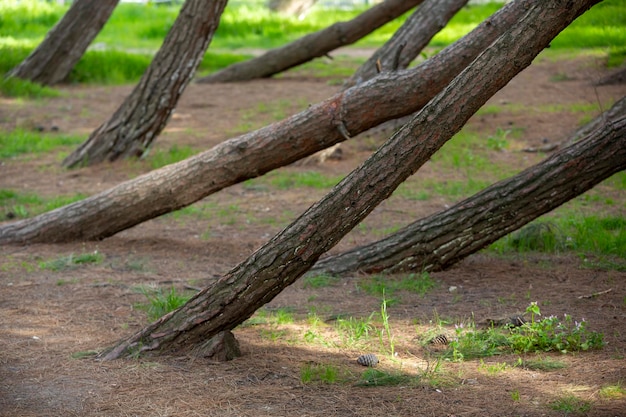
344 0 468 88
98 0 599 360
0 0 530 245
595 67 626 86
312 97 626 276
61 0 227 168
7 0 120 86
196 0 423 84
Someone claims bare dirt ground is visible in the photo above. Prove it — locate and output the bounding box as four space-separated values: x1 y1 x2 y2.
1 52 626 416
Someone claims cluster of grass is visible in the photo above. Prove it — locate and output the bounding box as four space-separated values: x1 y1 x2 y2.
490 215 626 268
359 271 437 302
264 170 343 190
445 303 604 361
146 144 197 169
133 285 193 321
0 188 86 219
39 250 104 272
0 129 84 158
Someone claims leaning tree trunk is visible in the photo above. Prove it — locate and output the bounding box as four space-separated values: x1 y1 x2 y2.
312 97 626 276
0 0 529 245
344 0 468 88
7 0 120 85
196 0 423 84
98 0 598 360
61 0 228 168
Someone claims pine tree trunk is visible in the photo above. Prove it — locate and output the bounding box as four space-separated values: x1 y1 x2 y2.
312 97 626 276
7 0 119 86
61 0 227 168
344 0 468 88
98 0 599 360
0 0 530 245
196 0 423 84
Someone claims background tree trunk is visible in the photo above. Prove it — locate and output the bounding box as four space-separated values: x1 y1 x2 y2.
312 97 626 276
7 0 120 86
344 0 468 88
196 0 423 84
268 0 318 18
61 0 227 168
0 0 537 245
98 0 598 360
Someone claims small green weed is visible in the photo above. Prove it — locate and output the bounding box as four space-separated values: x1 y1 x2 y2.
134 286 192 321
359 271 436 300
147 144 197 169
510 390 521 402
599 382 625 399
548 394 592 414
518 356 567 372
300 363 343 384
335 315 374 347
478 359 508 374
302 273 339 289
378 293 395 356
0 129 84 159
266 170 343 190
486 128 510 151
39 251 104 271
356 368 415 387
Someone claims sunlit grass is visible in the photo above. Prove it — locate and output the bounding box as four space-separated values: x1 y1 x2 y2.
0 129 84 158
0 189 87 219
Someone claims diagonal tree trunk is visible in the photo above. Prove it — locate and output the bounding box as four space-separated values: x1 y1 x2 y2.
344 0 468 88
98 0 599 360
0 0 530 245
196 0 423 84
61 0 228 168
7 0 120 86
312 97 626 276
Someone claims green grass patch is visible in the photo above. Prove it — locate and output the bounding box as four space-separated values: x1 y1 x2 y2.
147 144 197 169
519 356 567 372
548 395 592 414
0 76 61 98
356 368 416 387
134 285 193 321
0 188 86 219
0 129 84 159
359 271 437 300
599 382 625 399
302 272 339 289
300 363 344 384
266 170 343 190
39 251 104 271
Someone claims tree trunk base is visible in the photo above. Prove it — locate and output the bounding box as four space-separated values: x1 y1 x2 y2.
193 331 241 361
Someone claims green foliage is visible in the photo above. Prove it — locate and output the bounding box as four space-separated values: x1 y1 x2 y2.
302 273 339 289
300 363 342 384
359 272 437 299
0 189 86 219
548 395 592 414
356 368 415 387
68 49 152 84
446 303 604 361
134 286 192 321
39 251 104 271
335 315 374 347
0 76 61 98
0 129 84 158
147 144 197 169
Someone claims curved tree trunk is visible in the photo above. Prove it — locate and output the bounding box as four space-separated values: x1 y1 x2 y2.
7 0 120 86
312 97 626 276
196 0 423 84
0 0 538 245
61 0 227 168
344 0 468 88
98 0 598 360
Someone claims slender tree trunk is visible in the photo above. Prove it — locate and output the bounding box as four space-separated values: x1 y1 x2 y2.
312 98 626 276
61 0 227 168
98 0 599 360
196 0 423 84
0 0 529 245
344 0 468 88
7 0 120 85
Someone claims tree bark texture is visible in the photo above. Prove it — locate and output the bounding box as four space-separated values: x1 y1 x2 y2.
196 0 423 84
98 0 599 360
7 0 120 86
344 0 468 88
0 0 532 245
61 0 227 168
312 97 626 276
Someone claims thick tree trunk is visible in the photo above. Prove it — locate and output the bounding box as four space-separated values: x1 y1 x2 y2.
98 0 598 360
0 0 530 245
344 0 468 88
196 0 423 84
7 0 120 86
312 98 626 276
61 0 227 168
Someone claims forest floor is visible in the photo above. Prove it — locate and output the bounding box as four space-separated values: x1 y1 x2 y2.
1 51 626 416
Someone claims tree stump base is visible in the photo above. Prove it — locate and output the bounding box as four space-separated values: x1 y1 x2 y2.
194 331 241 361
